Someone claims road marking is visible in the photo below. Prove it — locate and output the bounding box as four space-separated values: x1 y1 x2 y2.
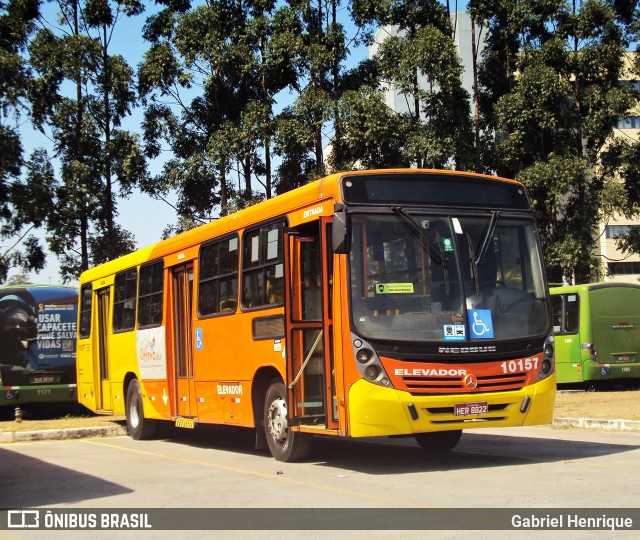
81 439 432 508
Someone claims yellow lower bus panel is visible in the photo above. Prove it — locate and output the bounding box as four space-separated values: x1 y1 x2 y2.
347 375 556 438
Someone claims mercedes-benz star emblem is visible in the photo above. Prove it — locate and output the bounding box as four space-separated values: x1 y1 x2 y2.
463 374 478 389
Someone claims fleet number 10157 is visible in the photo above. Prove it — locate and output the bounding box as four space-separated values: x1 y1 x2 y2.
500 358 539 373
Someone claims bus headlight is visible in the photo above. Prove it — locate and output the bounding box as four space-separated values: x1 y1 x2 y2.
351 333 392 388
356 348 373 364
538 334 555 381
364 365 379 379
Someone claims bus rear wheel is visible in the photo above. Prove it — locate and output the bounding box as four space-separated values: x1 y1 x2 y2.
414 430 462 452
264 381 312 462
125 379 157 440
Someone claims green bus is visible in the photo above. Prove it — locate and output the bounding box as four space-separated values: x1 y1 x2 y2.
550 283 640 386
0 285 78 408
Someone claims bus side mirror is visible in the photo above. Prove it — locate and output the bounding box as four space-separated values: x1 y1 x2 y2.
332 208 350 254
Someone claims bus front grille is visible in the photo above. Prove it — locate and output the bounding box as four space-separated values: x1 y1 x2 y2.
402 372 528 395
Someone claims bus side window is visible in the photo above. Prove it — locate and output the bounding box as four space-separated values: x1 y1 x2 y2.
113 269 137 332
551 295 564 334
79 285 93 338
564 294 579 334
242 221 285 308
199 235 239 316
138 261 164 327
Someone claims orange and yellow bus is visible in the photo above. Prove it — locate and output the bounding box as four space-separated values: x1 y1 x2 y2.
77 169 555 461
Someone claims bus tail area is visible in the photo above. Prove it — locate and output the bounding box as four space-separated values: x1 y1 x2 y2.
0 286 78 409
551 283 640 387
77 169 556 461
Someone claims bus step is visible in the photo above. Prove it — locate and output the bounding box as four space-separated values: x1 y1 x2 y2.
289 414 325 426
174 417 196 429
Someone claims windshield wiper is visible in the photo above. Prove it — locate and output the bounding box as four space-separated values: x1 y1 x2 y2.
475 211 500 266
466 211 500 296
391 207 450 295
391 207 445 265
467 232 481 296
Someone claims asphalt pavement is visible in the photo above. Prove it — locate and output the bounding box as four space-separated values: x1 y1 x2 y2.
1 415 639 444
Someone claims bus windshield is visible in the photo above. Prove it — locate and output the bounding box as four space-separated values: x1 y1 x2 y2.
349 211 549 342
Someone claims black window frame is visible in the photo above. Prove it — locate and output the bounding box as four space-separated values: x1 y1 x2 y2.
112 268 138 333
198 233 240 317
551 293 580 335
608 261 640 275
137 260 164 328
241 219 286 310
79 284 93 338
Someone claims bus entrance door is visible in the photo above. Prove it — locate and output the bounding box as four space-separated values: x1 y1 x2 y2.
171 264 195 421
285 219 338 431
96 288 112 411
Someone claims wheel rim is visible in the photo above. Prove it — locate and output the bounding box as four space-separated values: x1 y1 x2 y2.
129 397 140 429
267 396 288 445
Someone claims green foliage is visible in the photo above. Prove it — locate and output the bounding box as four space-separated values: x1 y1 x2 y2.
0 0 48 283
2 0 639 285
473 0 640 283
373 21 475 169
18 0 148 281
332 86 408 170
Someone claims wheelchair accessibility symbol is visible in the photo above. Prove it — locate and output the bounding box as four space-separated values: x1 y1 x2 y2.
195 328 204 350
469 309 494 339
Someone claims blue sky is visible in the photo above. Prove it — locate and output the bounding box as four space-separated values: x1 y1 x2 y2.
25 1 373 284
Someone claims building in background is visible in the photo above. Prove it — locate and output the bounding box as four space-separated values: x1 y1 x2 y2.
595 53 640 283
369 13 482 118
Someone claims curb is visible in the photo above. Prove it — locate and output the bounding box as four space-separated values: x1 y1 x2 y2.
1 418 640 444
552 417 640 432
0 425 128 444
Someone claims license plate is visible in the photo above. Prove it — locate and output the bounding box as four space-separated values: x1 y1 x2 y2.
454 401 488 416
32 375 54 384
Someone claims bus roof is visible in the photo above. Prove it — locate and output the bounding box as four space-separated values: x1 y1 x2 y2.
550 282 640 295
80 168 527 284
0 284 77 292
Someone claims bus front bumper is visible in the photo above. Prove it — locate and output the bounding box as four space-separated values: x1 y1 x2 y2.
347 375 556 438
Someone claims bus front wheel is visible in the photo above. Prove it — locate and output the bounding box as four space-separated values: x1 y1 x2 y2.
415 430 462 452
264 381 312 462
125 379 157 440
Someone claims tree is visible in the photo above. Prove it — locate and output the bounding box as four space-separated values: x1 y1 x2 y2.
28 0 145 280
350 0 475 170
139 0 303 222
6 273 32 285
139 0 243 220
86 0 146 263
471 0 640 283
0 0 50 282
333 85 408 169
273 0 353 189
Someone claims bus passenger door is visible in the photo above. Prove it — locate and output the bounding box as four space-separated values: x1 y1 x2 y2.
171 264 195 418
96 288 112 411
284 219 338 430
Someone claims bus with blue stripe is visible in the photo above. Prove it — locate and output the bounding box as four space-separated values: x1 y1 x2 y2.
0 285 78 407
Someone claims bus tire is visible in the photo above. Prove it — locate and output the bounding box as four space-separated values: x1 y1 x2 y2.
415 430 462 452
125 379 157 440
264 380 312 462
